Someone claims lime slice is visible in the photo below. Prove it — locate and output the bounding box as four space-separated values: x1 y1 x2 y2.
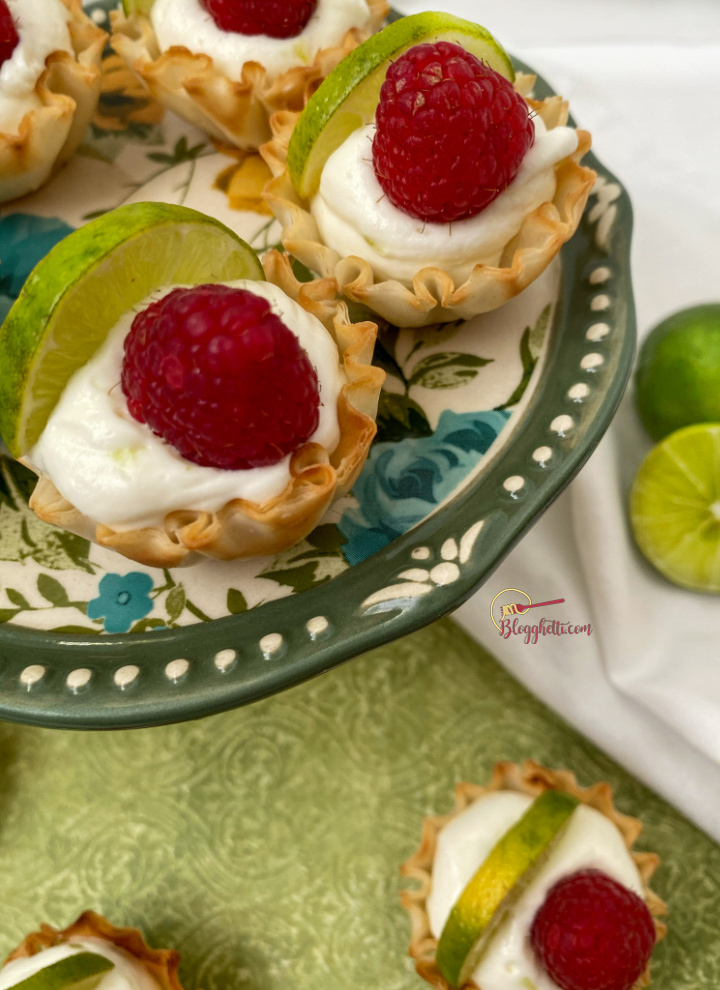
0 202 264 458
11 953 114 990
121 0 154 14
635 304 720 441
436 790 579 988
630 423 720 593
287 12 514 199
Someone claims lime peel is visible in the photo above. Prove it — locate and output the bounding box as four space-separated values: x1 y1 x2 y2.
436 790 579 988
11 952 114 990
0 202 264 457
287 11 514 200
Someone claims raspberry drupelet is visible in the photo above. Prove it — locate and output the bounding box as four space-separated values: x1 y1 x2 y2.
0 0 19 68
121 284 321 471
200 0 318 39
530 868 657 990
372 41 534 224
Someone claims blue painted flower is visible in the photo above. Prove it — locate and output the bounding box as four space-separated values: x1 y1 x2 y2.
339 408 511 565
87 572 154 634
0 213 76 299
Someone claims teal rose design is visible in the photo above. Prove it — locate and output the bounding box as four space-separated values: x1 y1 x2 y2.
339 409 511 564
0 213 76 321
87 572 154 634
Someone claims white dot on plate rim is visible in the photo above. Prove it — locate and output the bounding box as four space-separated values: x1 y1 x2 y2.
591 294 611 311
586 323 610 341
20 664 45 687
568 383 590 401
411 546 431 560
260 633 283 656
214 649 237 672
580 353 604 370
503 475 525 494
114 665 139 689
67 668 92 691
306 616 329 637
533 446 553 464
551 415 574 435
165 658 189 682
430 562 460 586
589 266 611 285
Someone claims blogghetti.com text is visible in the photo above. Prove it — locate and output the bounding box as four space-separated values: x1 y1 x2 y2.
499 617 593 645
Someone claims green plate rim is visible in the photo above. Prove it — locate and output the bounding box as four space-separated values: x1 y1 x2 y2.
0 56 636 730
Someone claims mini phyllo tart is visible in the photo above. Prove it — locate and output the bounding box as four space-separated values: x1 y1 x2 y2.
401 761 667 990
110 0 388 150
1 911 183 990
263 12 596 328
0 0 105 204
0 202 383 568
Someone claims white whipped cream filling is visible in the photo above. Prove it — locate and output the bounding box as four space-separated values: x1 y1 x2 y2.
0 0 73 133
29 280 346 531
427 791 644 990
311 115 578 285
151 0 372 82
0 938 160 990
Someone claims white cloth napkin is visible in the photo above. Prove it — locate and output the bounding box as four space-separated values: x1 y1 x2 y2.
396 1 720 839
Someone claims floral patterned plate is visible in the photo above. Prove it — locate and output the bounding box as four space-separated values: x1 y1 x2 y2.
0 4 634 728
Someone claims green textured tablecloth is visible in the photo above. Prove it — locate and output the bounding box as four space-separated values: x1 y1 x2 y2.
1 618 718 988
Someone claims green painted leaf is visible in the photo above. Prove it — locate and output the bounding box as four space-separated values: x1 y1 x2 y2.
0 608 19 623
166 585 186 623
306 524 346 554
529 302 552 360
408 352 492 390
372 335 405 385
376 392 433 443
49 625 101 635
227 589 248 615
37 574 70 607
496 325 537 411
259 534 348 592
130 618 168 633
6 588 30 609
0 459 94 572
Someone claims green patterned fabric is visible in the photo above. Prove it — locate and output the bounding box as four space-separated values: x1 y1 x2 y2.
1 619 717 987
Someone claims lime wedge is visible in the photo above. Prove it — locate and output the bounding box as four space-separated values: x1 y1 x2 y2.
121 0 155 14
0 202 264 458
11 953 114 990
436 790 579 988
630 423 720 592
287 12 514 199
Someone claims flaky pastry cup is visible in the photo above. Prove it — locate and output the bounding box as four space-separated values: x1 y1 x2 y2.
262 75 597 327
110 0 388 150
4 910 184 990
400 760 668 990
25 251 385 569
0 0 106 204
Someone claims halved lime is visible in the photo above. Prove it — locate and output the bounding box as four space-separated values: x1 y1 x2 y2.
0 202 264 458
12 952 113 990
436 790 578 988
287 12 514 200
635 304 720 441
630 423 720 593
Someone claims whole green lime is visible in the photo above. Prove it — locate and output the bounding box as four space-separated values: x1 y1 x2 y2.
635 304 720 441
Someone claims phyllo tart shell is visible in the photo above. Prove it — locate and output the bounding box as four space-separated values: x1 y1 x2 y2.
110 0 388 151
262 76 597 328
27 251 385 569
0 0 106 204
4 910 184 990
400 760 668 990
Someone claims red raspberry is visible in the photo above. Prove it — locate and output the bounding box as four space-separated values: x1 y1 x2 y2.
530 869 656 990
121 284 321 471
200 0 318 39
0 0 19 68
372 42 534 224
